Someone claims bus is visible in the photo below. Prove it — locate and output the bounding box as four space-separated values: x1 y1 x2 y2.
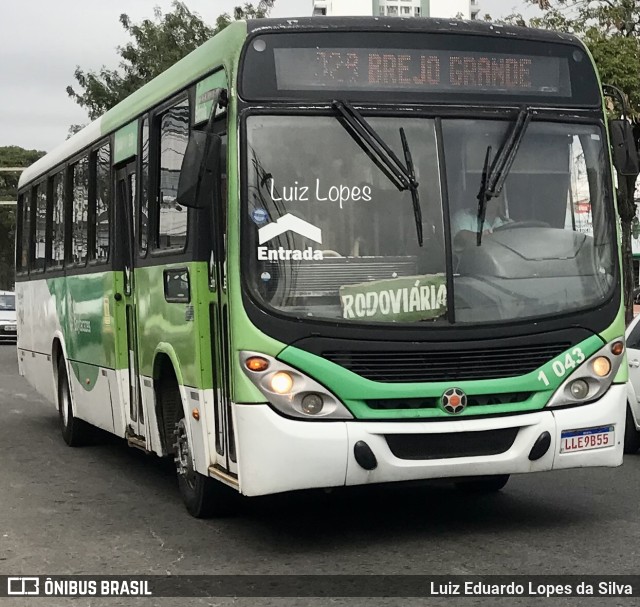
16 17 639 517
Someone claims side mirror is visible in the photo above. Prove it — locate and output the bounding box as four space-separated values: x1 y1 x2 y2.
177 130 216 208
177 130 222 209
177 87 226 208
609 119 640 177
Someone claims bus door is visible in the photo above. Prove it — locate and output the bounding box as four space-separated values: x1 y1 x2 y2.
116 162 145 446
208 133 236 476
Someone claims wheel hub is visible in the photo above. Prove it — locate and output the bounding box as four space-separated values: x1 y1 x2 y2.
173 419 196 488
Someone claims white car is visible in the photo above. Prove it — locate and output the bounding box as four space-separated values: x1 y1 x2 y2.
0 291 17 343
625 314 640 453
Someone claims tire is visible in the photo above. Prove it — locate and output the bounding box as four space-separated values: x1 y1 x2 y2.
57 358 92 447
624 404 640 455
454 474 510 493
158 378 237 518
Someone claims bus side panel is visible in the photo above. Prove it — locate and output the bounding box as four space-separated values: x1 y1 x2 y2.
16 278 61 404
134 262 213 465
134 263 207 389
60 271 119 433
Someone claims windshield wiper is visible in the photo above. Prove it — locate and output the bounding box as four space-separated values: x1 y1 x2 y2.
399 127 423 247
476 145 493 246
476 107 533 246
332 99 423 246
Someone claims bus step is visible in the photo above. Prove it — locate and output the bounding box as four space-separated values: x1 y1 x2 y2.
126 434 149 453
208 465 240 489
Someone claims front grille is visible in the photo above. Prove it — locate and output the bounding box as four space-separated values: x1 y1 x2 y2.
366 392 532 410
324 343 570 382
385 428 519 460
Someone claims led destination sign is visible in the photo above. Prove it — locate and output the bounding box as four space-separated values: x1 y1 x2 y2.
274 48 570 96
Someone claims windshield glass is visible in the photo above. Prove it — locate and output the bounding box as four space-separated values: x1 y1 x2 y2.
244 115 615 325
0 295 15 311
444 120 614 323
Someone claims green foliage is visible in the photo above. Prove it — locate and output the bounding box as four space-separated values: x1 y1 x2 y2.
67 0 275 120
503 1 640 114
0 147 45 290
216 1 275 30
0 207 16 291
0 147 45 201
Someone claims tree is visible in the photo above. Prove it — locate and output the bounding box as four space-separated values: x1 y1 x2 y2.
0 147 46 290
215 1 275 31
503 0 640 320
67 1 275 120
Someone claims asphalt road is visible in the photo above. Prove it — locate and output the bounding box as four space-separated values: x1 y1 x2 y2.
1 343 640 607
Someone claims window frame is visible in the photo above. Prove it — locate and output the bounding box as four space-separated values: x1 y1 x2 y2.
49 168 67 272
31 178 48 274
15 192 28 276
150 92 192 256
138 115 151 259
68 153 90 268
88 139 113 266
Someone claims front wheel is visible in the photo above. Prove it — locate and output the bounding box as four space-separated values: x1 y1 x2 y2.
173 416 237 518
454 474 510 493
624 405 640 454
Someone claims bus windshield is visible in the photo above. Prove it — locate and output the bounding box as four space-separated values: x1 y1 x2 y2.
0 295 15 311
244 115 615 325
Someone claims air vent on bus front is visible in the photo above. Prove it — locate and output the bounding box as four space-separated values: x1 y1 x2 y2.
323 343 571 383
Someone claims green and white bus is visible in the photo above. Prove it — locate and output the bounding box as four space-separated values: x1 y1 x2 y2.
16 17 638 517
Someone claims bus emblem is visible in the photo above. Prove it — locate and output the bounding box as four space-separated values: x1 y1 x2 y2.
441 388 467 415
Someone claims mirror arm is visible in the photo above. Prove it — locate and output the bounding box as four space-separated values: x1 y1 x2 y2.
603 84 630 120
203 89 228 134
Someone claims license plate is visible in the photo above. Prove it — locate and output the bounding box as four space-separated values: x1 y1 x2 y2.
3 325 16 333
560 426 614 453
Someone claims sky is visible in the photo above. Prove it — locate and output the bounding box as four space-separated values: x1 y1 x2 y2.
1 0 538 152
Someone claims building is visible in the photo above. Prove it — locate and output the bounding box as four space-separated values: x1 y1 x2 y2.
312 0 480 20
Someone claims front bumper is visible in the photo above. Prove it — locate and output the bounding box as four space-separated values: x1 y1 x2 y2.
233 384 625 497
0 324 17 339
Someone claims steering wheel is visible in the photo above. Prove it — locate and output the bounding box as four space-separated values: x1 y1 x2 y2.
492 220 550 231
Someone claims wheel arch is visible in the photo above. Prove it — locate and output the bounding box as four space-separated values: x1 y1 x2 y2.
51 332 68 409
152 345 186 455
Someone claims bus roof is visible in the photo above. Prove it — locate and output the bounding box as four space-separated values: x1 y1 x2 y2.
20 17 584 190
246 16 582 46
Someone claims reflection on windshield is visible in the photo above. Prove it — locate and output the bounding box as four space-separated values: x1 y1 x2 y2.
247 115 446 323
245 116 615 325
445 120 614 323
0 295 15 311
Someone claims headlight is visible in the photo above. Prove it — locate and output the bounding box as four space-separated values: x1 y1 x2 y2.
240 351 353 420
270 371 294 394
546 339 624 409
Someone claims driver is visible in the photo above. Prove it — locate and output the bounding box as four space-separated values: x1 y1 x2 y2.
452 196 511 249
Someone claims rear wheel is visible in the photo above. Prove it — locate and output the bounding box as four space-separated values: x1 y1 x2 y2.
454 474 510 493
624 405 640 455
158 376 237 517
57 358 91 447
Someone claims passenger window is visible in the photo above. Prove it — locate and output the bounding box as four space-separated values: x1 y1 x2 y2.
158 98 189 249
19 191 31 272
140 117 149 254
51 172 65 268
71 157 89 265
33 184 47 270
95 144 111 262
